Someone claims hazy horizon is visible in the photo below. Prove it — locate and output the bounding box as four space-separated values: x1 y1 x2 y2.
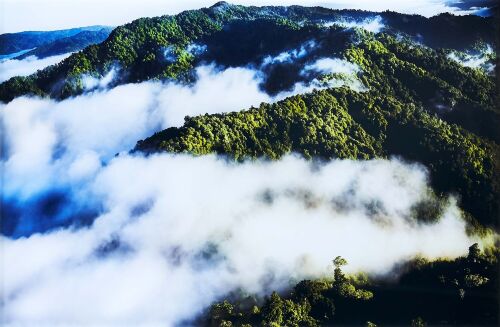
0 0 494 33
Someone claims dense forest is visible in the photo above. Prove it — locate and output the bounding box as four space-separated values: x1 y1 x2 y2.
135 30 499 229
203 244 498 326
0 2 496 102
1 2 498 326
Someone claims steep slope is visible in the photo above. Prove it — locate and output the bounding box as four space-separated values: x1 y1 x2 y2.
129 22 498 228
135 86 498 228
0 2 495 102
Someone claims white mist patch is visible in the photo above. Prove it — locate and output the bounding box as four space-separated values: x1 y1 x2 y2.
303 57 361 75
325 15 385 33
82 68 118 90
157 65 271 126
1 64 272 200
0 53 71 83
186 43 207 56
447 45 495 73
0 48 35 61
1 153 478 326
163 45 177 62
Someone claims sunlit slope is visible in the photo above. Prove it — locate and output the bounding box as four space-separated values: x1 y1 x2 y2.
0 2 494 102
136 89 498 229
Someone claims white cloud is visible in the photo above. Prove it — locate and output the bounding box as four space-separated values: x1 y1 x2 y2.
1 45 494 326
186 43 208 56
295 57 367 93
158 65 271 126
1 1 484 34
303 57 361 75
262 40 316 66
2 62 369 203
324 15 385 33
0 53 71 83
1 65 272 201
447 45 496 73
82 67 118 90
1 153 484 326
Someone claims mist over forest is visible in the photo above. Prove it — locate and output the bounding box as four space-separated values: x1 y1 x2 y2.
1 1 498 326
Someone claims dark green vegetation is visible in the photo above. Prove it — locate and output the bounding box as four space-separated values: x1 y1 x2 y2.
2 3 498 325
0 25 111 55
15 27 112 59
125 7 498 324
136 32 499 229
0 2 495 102
203 244 498 326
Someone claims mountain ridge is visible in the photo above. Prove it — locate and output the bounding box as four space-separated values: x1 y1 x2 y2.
0 4 495 102
0 25 113 55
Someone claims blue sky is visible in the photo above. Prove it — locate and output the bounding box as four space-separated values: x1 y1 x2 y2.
0 0 494 33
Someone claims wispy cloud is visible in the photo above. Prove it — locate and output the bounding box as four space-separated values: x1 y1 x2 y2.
0 53 71 83
324 15 385 33
447 45 496 73
1 30 494 325
261 40 316 66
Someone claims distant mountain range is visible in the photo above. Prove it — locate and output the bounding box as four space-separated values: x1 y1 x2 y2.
1 3 498 326
0 25 113 59
0 2 496 102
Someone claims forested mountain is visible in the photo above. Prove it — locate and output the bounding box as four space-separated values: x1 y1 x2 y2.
130 13 498 229
135 86 499 229
1 2 498 326
125 6 496 323
0 2 495 102
0 25 112 56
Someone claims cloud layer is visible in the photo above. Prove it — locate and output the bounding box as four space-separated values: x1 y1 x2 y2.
324 15 385 33
2 65 271 211
1 153 479 326
0 53 71 83
2 59 365 222
447 45 496 73
1 48 491 326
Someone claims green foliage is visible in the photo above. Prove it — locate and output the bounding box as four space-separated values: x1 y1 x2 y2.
205 246 499 326
204 257 379 326
0 10 222 100
333 257 373 301
1 4 495 103
138 90 381 161
137 83 498 227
